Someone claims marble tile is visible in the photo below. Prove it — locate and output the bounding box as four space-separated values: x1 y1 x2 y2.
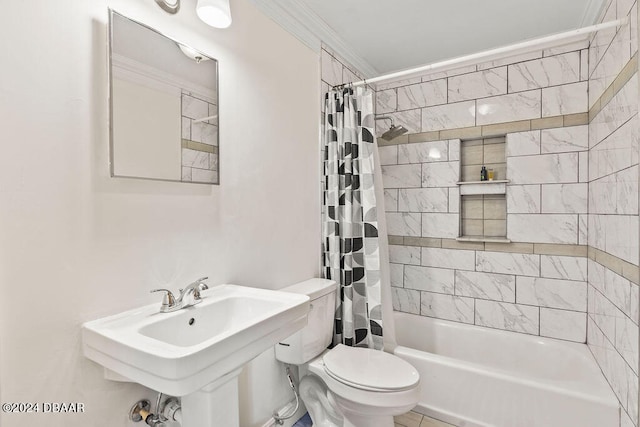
421 161 459 188
541 183 588 213
181 117 191 139
589 21 632 105
390 263 404 288
506 130 541 157
448 67 507 102
376 77 422 91
382 164 422 188
543 41 589 57
540 125 588 153
618 0 635 20
508 214 579 244
476 251 540 276
209 153 218 171
397 80 447 110
392 288 420 314
448 187 460 213
455 270 516 302
477 51 542 71
506 185 541 213
589 176 616 216
517 276 587 311
421 292 475 324
398 140 448 164
321 49 343 86
604 215 640 264
404 265 455 294
398 188 449 212
615 314 639 373
422 247 476 271
182 94 208 119
476 91 541 125
475 300 539 334
589 74 637 149
631 3 638 56
589 115 639 181
508 52 580 92
541 255 587 281
191 168 216 183
422 65 478 82
630 283 639 324
342 67 359 84
377 89 397 114
421 101 476 132
589 0 618 77
379 110 423 135
448 139 461 161
540 308 586 342
603 267 634 319
541 82 588 117
578 214 588 245
389 244 421 265
386 213 422 237
384 189 398 212
181 148 209 169
422 213 459 238
181 167 192 181
578 151 589 183
379 145 398 166
614 165 639 215
507 153 578 184
192 122 218 146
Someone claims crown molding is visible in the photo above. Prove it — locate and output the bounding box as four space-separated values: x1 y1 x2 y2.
249 0 378 78
580 0 607 26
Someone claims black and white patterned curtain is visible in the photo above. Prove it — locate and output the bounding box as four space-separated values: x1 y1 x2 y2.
322 87 383 350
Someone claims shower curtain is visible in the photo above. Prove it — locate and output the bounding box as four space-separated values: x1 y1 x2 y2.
322 86 383 350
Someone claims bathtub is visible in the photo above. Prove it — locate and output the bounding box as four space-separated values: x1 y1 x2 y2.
392 312 619 427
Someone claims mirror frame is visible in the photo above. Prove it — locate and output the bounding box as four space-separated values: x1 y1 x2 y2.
108 9 220 185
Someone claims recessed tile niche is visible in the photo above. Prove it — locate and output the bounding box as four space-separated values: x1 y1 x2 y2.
458 137 509 241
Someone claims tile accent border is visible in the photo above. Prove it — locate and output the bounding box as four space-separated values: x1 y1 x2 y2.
182 139 218 154
389 233 638 284
379 113 589 146
588 53 638 122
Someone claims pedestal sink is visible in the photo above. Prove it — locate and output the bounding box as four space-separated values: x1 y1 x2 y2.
82 284 309 427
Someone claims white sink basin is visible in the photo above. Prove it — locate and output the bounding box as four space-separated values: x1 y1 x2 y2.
82 284 309 396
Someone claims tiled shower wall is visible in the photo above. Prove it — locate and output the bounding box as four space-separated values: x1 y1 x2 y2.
587 0 640 425
181 92 219 183
379 44 593 343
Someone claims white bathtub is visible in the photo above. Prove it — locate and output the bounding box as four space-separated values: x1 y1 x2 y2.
393 312 619 427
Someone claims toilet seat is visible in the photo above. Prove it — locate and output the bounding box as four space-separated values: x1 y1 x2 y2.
322 344 419 392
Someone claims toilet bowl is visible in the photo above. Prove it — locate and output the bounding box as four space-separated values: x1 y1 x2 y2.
275 279 420 427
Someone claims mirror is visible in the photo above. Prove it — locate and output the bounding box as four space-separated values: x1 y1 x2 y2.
109 10 219 184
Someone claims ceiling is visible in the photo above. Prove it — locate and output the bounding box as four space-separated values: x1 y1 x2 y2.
252 0 606 77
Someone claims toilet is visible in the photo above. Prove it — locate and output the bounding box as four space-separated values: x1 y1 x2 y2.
275 278 420 427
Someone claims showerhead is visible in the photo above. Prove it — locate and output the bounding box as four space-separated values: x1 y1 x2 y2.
381 124 409 140
375 116 409 140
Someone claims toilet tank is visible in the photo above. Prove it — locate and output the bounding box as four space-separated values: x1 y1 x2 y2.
275 279 337 365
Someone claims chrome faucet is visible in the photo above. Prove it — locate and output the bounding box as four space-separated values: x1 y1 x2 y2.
150 277 209 313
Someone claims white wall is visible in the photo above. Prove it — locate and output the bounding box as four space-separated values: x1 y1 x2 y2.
0 0 320 426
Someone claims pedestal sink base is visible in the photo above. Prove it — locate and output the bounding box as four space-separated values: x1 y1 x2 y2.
181 368 242 427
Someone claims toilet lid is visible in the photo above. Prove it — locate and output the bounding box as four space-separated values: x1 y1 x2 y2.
322 344 419 391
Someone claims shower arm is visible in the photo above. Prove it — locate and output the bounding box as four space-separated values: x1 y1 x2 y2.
375 116 394 126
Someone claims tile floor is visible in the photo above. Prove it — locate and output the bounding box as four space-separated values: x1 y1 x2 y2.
293 410 456 427
394 411 456 427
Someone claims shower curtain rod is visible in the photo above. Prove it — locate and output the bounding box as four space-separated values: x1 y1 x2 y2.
342 17 628 88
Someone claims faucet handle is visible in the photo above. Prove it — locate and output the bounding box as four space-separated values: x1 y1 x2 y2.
193 282 209 301
150 289 177 312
